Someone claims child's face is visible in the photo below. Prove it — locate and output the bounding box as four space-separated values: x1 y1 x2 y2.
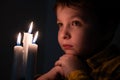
57 6 96 56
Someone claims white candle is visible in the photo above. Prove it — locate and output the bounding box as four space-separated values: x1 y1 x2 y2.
22 22 33 68
26 31 38 80
12 33 24 80
12 21 39 80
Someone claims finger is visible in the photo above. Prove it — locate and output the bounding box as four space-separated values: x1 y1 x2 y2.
54 66 64 76
55 60 62 66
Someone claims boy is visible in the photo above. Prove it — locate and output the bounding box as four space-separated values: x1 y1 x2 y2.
36 0 120 80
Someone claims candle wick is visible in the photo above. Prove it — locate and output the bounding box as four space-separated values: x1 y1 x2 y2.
17 44 21 46
32 42 35 44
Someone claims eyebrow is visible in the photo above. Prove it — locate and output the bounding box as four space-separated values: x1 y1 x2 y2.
57 15 82 21
70 14 83 19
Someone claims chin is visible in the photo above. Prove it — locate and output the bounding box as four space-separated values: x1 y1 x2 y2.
64 50 81 56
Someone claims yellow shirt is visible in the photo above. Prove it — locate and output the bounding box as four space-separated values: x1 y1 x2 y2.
67 44 120 80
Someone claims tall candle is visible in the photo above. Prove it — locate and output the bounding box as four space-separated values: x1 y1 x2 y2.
12 33 23 80
12 21 39 80
23 21 33 64
26 31 38 80
22 22 33 78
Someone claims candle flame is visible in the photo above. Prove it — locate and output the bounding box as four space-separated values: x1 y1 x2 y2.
33 31 39 43
17 32 22 45
28 21 33 33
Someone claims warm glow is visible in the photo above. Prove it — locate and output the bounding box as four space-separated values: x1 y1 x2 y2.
17 32 22 45
28 21 33 33
33 31 38 43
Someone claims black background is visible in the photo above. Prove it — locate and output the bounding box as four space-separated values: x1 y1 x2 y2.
0 0 120 80
0 0 63 79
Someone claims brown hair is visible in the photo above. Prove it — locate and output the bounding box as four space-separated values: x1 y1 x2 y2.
54 0 120 26
54 0 120 41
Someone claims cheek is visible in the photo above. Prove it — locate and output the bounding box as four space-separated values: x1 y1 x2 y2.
73 30 85 45
72 30 87 51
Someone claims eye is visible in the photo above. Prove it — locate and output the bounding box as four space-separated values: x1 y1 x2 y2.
57 22 63 28
71 20 82 27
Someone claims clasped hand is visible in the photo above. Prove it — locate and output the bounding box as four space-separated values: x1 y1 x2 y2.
37 54 87 80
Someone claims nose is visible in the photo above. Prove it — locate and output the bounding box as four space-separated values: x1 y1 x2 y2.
61 27 71 40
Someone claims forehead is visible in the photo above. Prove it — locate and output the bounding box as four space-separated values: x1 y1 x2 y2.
56 6 97 26
56 6 84 20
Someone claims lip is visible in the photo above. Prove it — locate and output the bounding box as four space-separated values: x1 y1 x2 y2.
62 44 73 49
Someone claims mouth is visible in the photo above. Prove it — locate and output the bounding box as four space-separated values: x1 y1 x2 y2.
62 44 73 50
